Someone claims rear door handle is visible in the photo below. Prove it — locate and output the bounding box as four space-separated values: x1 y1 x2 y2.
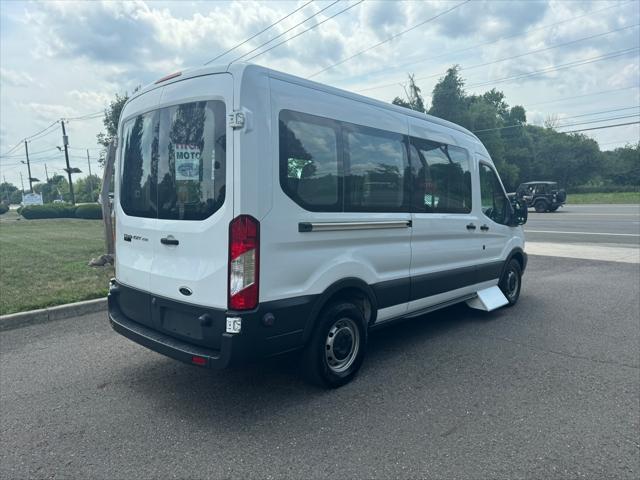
160 237 179 246
480 224 489 231
466 223 476 230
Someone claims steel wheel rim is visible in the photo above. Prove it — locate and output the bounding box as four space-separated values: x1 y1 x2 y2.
506 269 519 299
325 317 360 374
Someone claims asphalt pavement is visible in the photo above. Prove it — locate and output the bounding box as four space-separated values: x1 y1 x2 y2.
1 255 639 479
525 204 640 246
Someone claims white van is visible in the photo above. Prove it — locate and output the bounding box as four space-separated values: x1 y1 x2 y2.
108 63 528 387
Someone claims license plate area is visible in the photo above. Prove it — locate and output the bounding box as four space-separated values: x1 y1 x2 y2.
152 296 224 349
161 308 204 341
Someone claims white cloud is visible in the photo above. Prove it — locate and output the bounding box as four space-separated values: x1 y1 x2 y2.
0 0 638 187
0 68 36 87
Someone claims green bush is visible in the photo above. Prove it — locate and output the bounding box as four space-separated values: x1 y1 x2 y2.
569 184 639 194
75 203 103 219
19 204 76 219
0 203 8 215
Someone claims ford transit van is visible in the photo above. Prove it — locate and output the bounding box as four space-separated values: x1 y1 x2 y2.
108 63 528 387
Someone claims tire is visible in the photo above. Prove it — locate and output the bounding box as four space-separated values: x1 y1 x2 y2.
499 259 522 306
302 302 367 388
534 200 548 213
549 205 559 212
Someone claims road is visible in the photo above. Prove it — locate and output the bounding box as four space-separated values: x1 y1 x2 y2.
1 255 639 479
525 204 640 247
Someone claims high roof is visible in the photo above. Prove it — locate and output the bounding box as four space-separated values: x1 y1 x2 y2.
133 62 479 142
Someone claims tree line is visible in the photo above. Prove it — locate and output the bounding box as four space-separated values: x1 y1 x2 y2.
392 66 639 191
1 72 637 207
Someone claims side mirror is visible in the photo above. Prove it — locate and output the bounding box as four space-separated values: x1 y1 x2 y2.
509 197 528 226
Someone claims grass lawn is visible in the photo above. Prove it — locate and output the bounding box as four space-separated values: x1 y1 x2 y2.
0 210 113 315
568 192 640 204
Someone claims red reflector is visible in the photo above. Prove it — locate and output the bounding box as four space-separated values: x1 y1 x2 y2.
191 355 207 366
155 71 182 84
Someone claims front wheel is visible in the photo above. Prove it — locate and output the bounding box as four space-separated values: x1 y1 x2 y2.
549 205 560 212
302 302 367 388
534 200 548 213
499 259 522 306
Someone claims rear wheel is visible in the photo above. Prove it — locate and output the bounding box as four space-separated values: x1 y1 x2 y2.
302 302 367 388
500 259 522 306
534 200 548 213
549 205 559 212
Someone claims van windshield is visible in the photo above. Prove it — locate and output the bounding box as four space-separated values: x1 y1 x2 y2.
120 100 226 220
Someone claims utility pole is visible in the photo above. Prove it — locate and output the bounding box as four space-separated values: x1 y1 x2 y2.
60 120 75 204
86 149 94 201
45 164 50 182
20 172 25 194
24 141 34 193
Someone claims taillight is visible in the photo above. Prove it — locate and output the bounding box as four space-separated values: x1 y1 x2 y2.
228 215 259 310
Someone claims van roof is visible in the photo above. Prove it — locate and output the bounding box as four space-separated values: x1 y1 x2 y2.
133 62 480 143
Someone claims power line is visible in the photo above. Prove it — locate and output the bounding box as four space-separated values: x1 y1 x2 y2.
204 0 314 65
0 120 60 157
0 147 59 159
349 0 634 87
64 111 103 121
25 120 60 141
523 85 639 108
404 23 640 90
308 0 472 79
228 0 340 65
556 105 639 121
465 47 639 89
560 121 639 134
472 114 639 135
556 113 639 129
357 23 638 93
244 0 365 63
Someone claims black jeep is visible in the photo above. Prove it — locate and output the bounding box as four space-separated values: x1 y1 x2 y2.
515 181 567 212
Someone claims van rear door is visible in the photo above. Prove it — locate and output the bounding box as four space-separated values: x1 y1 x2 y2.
118 74 234 310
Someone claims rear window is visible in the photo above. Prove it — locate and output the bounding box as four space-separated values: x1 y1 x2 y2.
120 100 226 220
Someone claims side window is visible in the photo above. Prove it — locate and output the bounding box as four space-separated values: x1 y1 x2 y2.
279 111 341 211
409 138 472 213
120 111 159 219
344 126 408 211
479 163 509 225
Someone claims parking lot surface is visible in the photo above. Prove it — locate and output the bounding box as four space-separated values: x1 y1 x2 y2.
1 254 638 479
525 204 640 246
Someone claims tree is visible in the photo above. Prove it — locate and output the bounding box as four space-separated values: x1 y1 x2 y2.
392 74 426 113
96 87 140 166
0 182 19 204
391 66 621 191
74 174 102 203
34 174 69 203
601 143 640 186
428 66 468 126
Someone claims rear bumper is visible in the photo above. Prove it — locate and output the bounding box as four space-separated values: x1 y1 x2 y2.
108 290 234 369
108 280 316 369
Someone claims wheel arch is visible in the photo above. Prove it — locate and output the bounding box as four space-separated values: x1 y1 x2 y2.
302 278 378 344
502 247 527 277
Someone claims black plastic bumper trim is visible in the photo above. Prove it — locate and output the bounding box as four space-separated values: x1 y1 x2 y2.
109 296 233 369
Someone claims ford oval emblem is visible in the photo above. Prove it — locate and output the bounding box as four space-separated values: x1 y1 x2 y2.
179 286 193 296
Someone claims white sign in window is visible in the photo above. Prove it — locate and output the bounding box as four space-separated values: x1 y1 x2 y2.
174 143 201 181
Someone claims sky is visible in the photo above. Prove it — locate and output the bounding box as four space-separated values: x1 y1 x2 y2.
0 0 638 189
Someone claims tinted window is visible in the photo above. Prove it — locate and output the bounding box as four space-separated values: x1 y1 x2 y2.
409 138 472 213
120 100 226 220
479 163 509 225
120 111 159 218
345 127 408 211
279 111 341 211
